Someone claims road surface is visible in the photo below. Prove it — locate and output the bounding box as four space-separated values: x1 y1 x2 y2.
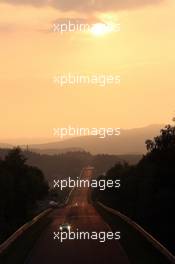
25 167 130 264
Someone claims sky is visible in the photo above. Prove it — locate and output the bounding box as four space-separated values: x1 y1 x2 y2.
0 0 175 142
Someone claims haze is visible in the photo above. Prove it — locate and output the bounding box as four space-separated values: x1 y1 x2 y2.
0 0 175 141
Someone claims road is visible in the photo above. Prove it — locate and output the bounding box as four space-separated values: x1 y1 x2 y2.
25 167 130 264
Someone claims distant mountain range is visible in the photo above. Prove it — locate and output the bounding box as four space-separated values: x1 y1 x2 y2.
1 124 162 155
0 124 163 155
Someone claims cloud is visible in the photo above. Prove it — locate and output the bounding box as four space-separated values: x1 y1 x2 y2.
3 0 165 12
52 17 100 25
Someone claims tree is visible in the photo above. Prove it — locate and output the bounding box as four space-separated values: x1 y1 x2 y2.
0 148 49 242
146 122 175 152
93 121 175 253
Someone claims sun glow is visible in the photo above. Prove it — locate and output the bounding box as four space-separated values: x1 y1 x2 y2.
90 22 120 36
91 23 111 36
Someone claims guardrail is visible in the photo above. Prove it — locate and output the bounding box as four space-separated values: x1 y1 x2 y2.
64 167 85 205
0 188 73 258
0 168 85 261
0 208 52 256
97 202 175 264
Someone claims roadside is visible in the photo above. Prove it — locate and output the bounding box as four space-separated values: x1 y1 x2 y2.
94 202 174 264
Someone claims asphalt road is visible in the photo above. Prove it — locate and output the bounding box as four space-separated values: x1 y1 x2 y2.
25 167 130 264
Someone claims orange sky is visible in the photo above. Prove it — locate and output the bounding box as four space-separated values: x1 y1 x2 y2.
0 0 175 141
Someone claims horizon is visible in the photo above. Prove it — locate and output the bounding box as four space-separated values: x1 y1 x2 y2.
0 123 165 145
1 1 175 140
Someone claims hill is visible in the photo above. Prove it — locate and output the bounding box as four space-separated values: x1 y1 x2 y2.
26 124 163 155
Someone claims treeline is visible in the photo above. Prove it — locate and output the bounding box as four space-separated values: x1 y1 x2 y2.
0 148 48 243
0 149 141 186
0 150 139 184
92 123 175 254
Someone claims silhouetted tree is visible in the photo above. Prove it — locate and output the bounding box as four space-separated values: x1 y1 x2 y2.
0 148 48 242
93 122 175 254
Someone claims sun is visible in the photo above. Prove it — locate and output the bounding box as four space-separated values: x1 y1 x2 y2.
91 23 110 36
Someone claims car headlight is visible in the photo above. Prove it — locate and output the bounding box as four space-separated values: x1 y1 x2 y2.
59 226 63 230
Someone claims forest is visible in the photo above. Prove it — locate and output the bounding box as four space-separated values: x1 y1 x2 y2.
92 123 175 254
